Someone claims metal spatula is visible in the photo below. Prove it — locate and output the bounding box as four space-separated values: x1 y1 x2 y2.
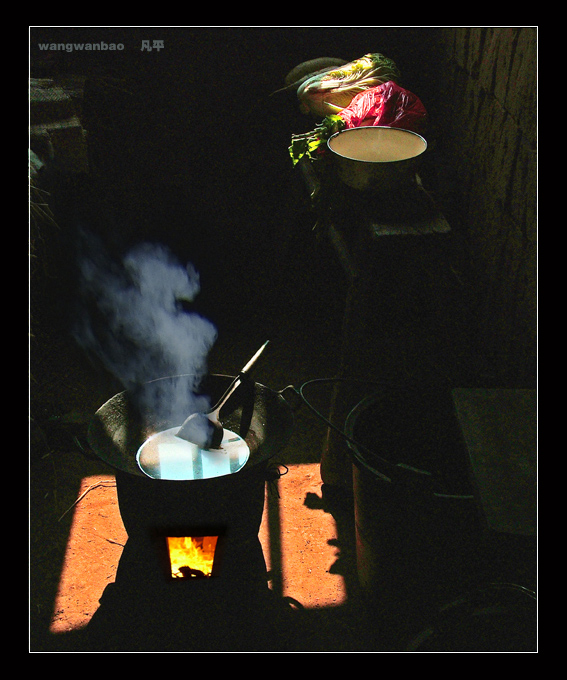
175 341 269 450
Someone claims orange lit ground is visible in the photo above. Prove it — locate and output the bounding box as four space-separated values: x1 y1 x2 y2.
36 459 359 644
46 475 127 635
260 463 349 609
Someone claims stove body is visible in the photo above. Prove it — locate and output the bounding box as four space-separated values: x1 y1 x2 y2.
85 374 294 650
113 456 271 590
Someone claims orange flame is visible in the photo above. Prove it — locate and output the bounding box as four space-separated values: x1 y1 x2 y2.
166 535 219 579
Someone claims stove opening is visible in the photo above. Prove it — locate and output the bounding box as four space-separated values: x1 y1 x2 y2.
166 534 222 579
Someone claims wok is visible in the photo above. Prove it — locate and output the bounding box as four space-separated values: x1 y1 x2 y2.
87 374 296 480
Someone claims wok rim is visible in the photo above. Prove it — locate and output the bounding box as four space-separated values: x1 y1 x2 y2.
87 373 295 480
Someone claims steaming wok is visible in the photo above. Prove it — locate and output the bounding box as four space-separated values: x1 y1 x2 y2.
87 374 295 479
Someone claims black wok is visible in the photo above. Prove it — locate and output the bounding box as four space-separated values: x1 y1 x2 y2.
87 374 296 480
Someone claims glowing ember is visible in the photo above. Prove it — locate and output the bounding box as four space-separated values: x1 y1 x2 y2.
167 535 219 579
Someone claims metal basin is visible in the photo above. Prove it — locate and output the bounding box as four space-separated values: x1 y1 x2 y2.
327 126 427 192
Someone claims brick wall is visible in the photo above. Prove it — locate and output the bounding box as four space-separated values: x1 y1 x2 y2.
432 27 537 386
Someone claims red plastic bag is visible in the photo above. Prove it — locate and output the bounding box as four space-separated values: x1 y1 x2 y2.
338 81 427 135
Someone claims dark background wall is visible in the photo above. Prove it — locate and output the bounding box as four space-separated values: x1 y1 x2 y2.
432 27 537 387
29 26 537 388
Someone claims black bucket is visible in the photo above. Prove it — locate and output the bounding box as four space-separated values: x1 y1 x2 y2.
345 388 482 613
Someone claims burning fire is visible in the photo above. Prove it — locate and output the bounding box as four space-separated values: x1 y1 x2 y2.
166 535 219 579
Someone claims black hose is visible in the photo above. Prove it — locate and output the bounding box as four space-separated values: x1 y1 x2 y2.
294 376 475 499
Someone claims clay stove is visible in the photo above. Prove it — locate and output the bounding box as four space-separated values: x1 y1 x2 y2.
84 373 295 650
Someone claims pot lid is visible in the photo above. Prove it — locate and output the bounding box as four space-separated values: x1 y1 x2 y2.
136 426 250 480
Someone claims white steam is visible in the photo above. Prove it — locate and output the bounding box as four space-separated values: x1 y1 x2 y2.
73 234 218 425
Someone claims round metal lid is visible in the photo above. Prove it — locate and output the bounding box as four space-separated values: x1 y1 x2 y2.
136 426 250 480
